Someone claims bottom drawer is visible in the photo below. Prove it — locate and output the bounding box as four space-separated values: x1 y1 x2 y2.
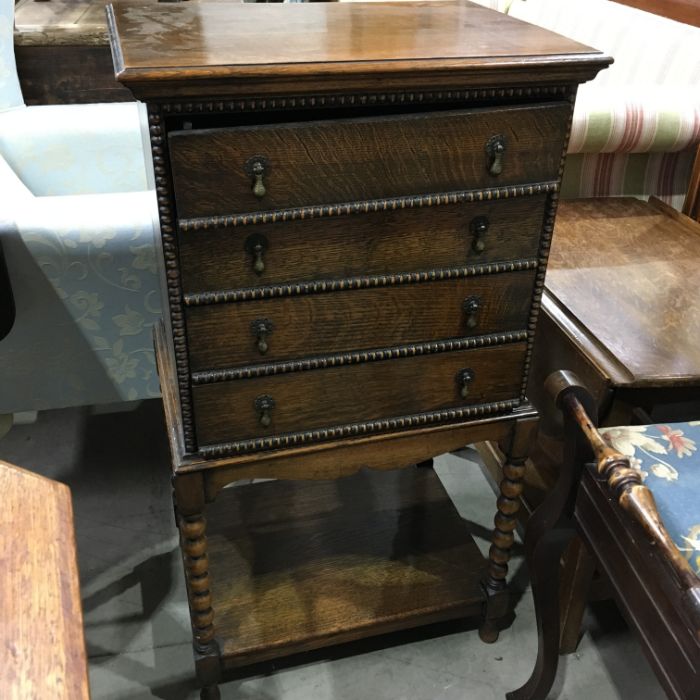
192 343 526 448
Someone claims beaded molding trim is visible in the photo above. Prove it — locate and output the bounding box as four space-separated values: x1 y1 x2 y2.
148 105 197 453
519 91 578 401
184 259 538 306
160 85 572 117
191 330 529 385
178 182 559 232
198 398 522 458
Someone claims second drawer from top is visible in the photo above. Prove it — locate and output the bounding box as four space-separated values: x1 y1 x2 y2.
179 195 547 294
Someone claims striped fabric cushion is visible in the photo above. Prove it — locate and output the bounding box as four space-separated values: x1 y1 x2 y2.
509 0 700 155
561 149 696 211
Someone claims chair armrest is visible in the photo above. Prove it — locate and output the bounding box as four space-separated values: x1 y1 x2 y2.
0 103 151 196
548 370 700 594
0 189 162 413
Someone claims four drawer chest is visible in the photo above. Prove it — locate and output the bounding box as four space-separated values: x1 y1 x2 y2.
107 2 610 696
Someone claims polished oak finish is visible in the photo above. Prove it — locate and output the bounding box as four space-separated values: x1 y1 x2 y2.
1 459 90 700
193 343 526 445
169 104 568 218
513 197 700 654
107 1 609 98
185 272 535 370
178 195 547 292
109 2 609 695
207 466 492 669
544 197 700 388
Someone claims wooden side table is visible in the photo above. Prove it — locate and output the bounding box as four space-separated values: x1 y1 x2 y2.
482 195 700 652
0 459 90 699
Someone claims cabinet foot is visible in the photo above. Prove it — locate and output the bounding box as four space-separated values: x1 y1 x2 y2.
200 685 221 700
478 619 500 644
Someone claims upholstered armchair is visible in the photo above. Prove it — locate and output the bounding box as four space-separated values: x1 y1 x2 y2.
0 0 161 415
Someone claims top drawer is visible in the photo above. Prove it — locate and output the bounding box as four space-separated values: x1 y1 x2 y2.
169 102 570 218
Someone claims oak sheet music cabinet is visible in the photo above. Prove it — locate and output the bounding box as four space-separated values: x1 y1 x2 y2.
107 2 610 696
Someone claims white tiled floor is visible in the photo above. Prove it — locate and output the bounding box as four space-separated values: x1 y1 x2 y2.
0 401 666 699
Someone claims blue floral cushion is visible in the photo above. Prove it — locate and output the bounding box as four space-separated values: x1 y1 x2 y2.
600 422 700 576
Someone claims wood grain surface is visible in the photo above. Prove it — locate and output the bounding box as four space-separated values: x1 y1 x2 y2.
545 197 700 387
205 466 491 668
179 195 546 292
185 271 535 370
169 104 567 218
192 342 526 445
1 460 90 700
106 0 610 97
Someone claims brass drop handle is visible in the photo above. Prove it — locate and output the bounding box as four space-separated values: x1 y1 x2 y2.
470 216 489 253
244 155 270 199
244 233 268 276
486 135 506 176
463 296 481 329
458 369 475 399
251 318 274 355
255 395 275 428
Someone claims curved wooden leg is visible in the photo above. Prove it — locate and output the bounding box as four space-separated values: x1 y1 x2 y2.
200 685 221 700
506 517 575 700
559 537 596 654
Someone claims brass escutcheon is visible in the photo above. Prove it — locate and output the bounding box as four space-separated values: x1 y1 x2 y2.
486 135 506 176
470 216 489 253
254 395 275 428
244 155 270 199
244 233 268 275
462 296 481 329
457 368 475 399
251 318 275 355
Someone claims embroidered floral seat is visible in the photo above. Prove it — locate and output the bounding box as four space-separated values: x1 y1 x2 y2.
600 421 700 575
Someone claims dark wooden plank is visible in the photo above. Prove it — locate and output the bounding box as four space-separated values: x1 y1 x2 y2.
15 45 133 105
106 0 611 98
192 342 526 445
205 466 492 668
169 104 568 218
1 460 90 700
186 271 535 370
179 195 547 292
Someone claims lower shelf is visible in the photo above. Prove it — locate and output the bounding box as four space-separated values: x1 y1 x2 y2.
204 466 492 670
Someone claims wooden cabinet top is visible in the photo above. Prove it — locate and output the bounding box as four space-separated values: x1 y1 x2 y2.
107 1 611 98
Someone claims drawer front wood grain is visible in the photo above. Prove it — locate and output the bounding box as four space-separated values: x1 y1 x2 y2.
169 103 569 218
186 271 535 371
179 195 547 293
192 343 526 446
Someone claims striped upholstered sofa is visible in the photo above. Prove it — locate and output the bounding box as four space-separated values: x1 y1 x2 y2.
478 0 700 211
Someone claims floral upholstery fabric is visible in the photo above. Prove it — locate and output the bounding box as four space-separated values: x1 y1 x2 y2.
601 422 700 576
0 103 150 196
0 167 162 412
